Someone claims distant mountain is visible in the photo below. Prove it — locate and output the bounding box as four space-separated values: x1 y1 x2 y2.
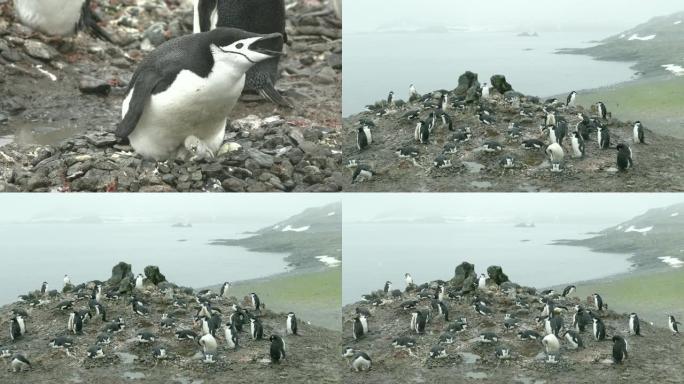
559 11 684 76
555 202 684 269
211 202 342 270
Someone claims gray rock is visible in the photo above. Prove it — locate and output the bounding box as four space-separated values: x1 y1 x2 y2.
23 40 58 60
85 132 117 147
222 177 246 192
143 265 166 285
247 148 274 168
79 76 111 96
452 261 477 290
486 265 509 285
454 71 479 98
143 22 167 47
109 262 134 287
490 74 513 94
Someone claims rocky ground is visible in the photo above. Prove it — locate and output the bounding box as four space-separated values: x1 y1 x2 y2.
341 262 684 384
342 73 684 192
0 263 340 383
0 0 342 192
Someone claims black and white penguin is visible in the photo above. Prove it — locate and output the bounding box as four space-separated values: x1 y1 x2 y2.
153 346 168 360
474 303 493 316
479 332 498 343
482 141 503 152
521 139 545 150
668 315 680 335
224 323 239 349
250 317 264 340
175 329 198 341
517 330 542 341
357 125 372 150
409 84 419 100
15 0 112 42
570 132 585 158
433 154 452 169
220 282 231 298
612 336 628 364
387 91 395 106
269 335 286 363
545 143 564 162
429 345 447 359
542 334 560 362
9 317 22 341
503 314 520 330
131 300 150 316
563 330 584 349
477 113 495 125
633 121 645 144
96 333 111 345
593 293 604 311
596 102 608 119
438 94 449 111
136 331 156 343
440 112 454 131
199 333 218 355
496 346 511 359
481 83 490 99
87 345 104 359
41 281 48 295
351 165 374 184
402 109 420 121
549 316 563 337
117 28 283 160
352 315 364 340
49 336 74 349
396 146 419 158
562 285 576 297
193 0 289 107
286 312 298 335
616 143 633 171
629 313 641 336
68 311 83 334
597 126 610 149
250 293 261 311
436 301 449 321
545 111 557 127
478 273 487 289
405 273 414 287
566 91 577 107
10 353 31 372
63 274 71 288
135 274 144 290
411 311 427 334
392 336 416 348
592 317 606 341
452 131 472 143
351 351 372 371
439 333 455 344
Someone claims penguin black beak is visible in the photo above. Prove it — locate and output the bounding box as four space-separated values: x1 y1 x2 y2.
248 33 284 57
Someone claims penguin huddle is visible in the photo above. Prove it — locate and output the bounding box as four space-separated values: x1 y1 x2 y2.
351 84 652 185
345 264 682 373
3 271 308 375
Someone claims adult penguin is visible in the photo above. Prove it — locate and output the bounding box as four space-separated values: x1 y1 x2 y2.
193 0 291 107
14 0 113 42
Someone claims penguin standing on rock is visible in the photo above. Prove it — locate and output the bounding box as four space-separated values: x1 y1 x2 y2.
269 335 286 364
629 313 641 336
597 126 610 149
351 351 372 371
286 312 298 335
593 293 604 311
250 293 261 311
592 317 606 341
387 91 395 106
357 125 372 150
612 336 628 364
616 143 633 171
193 0 290 107
14 0 113 42
633 121 645 144
250 317 264 340
566 91 577 106
570 132 585 158
220 282 231 298
597 102 608 119
353 316 364 340
668 315 680 335
224 323 239 349
415 121 430 144
116 28 284 160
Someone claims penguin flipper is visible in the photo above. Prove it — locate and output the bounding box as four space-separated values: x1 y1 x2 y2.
116 72 162 139
257 81 293 108
197 0 219 32
80 0 114 43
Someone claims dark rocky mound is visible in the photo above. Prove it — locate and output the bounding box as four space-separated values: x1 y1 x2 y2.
343 70 684 192
0 0 342 192
342 262 683 383
0 263 339 383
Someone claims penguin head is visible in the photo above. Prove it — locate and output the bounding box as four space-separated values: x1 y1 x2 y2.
209 28 283 69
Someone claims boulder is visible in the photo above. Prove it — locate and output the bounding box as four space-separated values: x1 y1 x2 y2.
118 276 133 294
109 262 134 286
486 265 509 285
454 71 479 97
144 265 167 285
490 74 513 94
452 261 477 289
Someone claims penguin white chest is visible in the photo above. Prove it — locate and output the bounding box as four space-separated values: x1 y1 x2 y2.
126 64 245 160
15 0 84 36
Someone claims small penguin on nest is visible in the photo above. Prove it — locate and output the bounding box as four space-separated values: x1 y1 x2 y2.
15 0 113 42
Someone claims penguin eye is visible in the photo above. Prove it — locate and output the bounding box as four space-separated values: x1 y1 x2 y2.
235 43 244 49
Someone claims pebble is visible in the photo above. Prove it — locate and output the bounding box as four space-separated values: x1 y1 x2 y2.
79 76 112 96
23 40 59 60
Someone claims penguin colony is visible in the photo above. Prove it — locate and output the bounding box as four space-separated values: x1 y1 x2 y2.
2 272 306 375
343 263 681 375
350 82 650 185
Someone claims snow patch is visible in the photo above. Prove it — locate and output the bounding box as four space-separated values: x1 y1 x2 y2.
674 20 682 25
618 34 626 39
35 65 57 81
672 212 680 217
281 225 310 232
624 225 653 233
327 212 336 216
273 225 280 230
628 34 656 41
662 64 684 76
316 255 341 267
658 256 684 268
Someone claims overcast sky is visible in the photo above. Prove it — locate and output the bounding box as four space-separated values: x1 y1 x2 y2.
344 0 684 33
0 195 340 223
343 194 684 224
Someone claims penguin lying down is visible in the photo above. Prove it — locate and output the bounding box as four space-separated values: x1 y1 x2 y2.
14 0 113 42
116 28 283 161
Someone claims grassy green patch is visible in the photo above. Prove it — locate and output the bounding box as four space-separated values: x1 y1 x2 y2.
229 268 341 332
575 76 684 138
571 268 684 323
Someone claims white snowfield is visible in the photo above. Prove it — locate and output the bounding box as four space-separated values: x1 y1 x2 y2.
628 33 656 41
662 64 684 76
658 256 684 268
624 225 653 233
281 225 310 232
316 255 341 267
